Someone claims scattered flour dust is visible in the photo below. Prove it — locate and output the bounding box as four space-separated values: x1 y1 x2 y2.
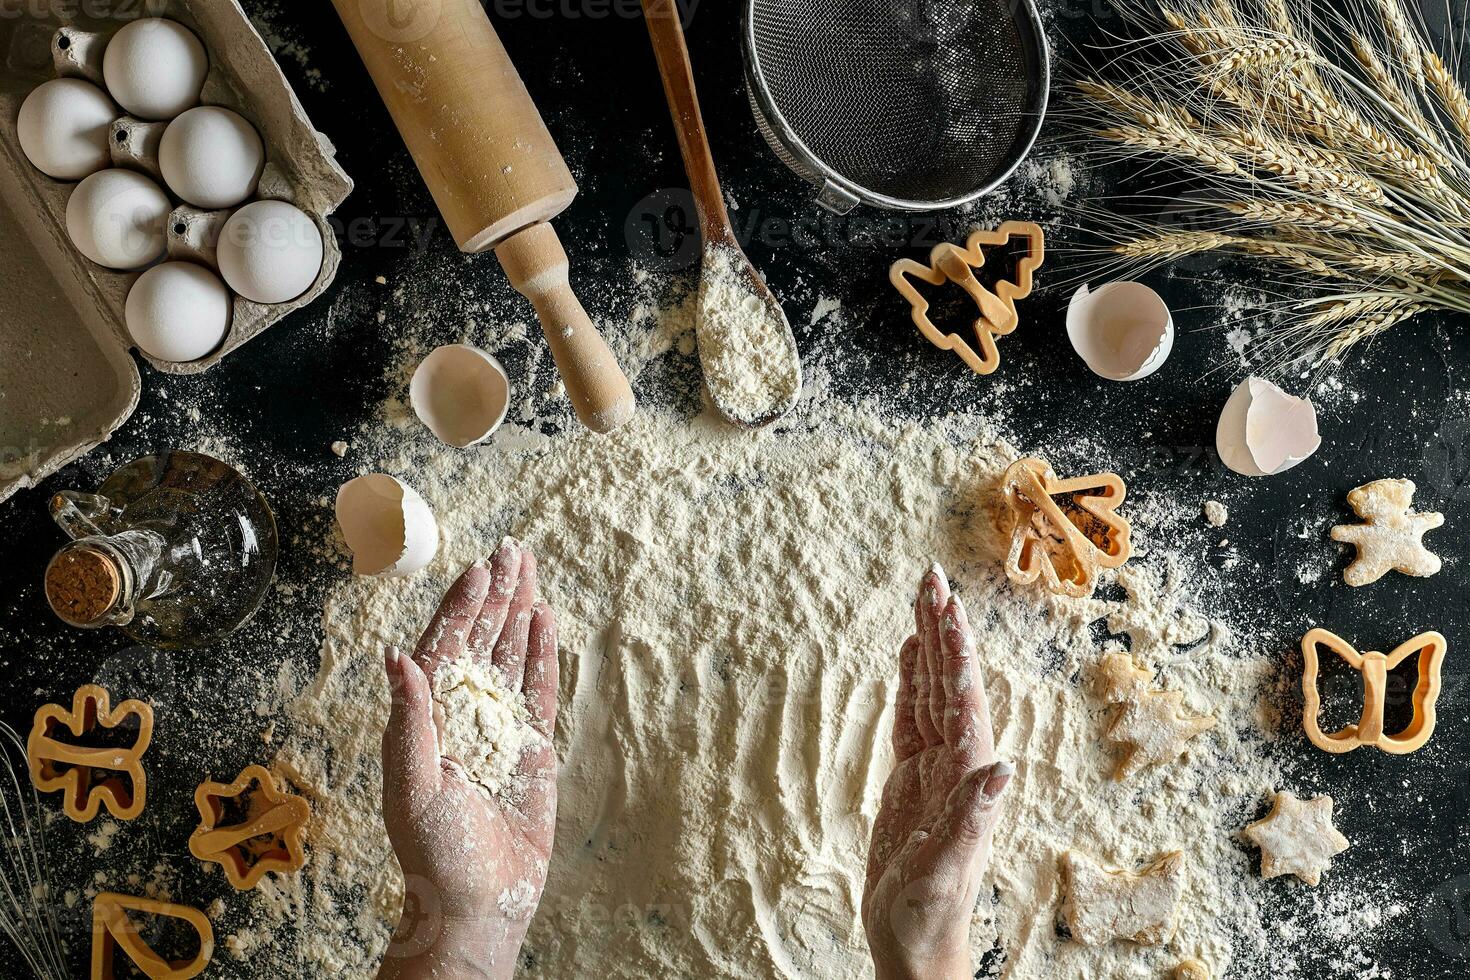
433 656 536 799
240 371 1303 978
695 243 802 423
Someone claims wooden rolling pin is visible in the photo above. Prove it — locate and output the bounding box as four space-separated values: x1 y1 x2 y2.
330 0 635 433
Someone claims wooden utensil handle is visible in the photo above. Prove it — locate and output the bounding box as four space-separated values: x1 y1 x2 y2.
496 224 636 434
641 0 730 241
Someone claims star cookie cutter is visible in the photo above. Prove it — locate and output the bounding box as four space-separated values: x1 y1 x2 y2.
1301 628 1446 754
28 685 152 823
91 892 213 979
890 220 1045 375
189 764 311 890
1002 458 1131 598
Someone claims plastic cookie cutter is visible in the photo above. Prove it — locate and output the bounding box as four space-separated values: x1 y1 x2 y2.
889 220 1046 375
91 892 213 980
1301 628 1446 754
189 764 311 890
1002 457 1131 599
28 685 152 822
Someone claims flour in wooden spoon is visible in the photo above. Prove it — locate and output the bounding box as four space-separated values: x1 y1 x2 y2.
696 243 801 423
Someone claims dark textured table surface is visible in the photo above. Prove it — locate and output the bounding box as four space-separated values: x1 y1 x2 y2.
2 1 1469 977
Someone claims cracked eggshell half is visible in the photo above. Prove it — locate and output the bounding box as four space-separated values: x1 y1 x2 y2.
335 475 439 577
1066 282 1174 381
1216 376 1322 477
409 345 511 448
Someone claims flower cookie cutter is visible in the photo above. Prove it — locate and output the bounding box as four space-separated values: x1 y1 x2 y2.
28 685 152 822
92 892 213 979
1002 457 1131 598
1301 628 1446 754
890 220 1046 375
189 764 311 890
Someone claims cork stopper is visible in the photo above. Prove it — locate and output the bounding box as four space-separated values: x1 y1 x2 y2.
45 547 122 627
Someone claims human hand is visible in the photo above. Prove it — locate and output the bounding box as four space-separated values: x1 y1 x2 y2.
862 564 1013 980
378 540 559 980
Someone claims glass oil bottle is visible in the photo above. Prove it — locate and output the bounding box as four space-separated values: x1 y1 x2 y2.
43 451 278 650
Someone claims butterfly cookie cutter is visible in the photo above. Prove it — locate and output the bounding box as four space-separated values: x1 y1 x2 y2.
28 685 153 822
1002 458 1131 598
189 764 311 890
92 893 213 979
1301 628 1447 754
890 220 1046 375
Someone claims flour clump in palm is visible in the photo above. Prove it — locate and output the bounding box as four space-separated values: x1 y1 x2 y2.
433 657 534 798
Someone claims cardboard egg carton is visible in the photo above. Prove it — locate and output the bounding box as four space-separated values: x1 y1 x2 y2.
0 0 352 504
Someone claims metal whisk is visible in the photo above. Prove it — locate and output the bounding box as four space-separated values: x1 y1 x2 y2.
0 722 67 979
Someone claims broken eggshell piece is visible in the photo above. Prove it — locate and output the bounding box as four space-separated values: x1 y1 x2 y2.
409 344 511 448
1216 376 1322 477
335 475 439 577
1066 282 1174 381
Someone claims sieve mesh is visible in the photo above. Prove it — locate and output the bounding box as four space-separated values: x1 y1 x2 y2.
744 0 1049 211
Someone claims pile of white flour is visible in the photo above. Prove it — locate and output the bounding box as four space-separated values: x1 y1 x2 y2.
222 349 1327 977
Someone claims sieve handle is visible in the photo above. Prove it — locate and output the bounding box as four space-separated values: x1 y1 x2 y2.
641 0 733 244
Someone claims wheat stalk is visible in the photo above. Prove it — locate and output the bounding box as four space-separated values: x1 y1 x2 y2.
1425 51 1470 145
1068 0 1470 368
1219 199 1372 232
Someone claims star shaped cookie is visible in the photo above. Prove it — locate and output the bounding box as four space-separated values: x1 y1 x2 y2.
1330 479 1443 586
1097 653 1216 780
1242 791 1348 886
1060 849 1186 946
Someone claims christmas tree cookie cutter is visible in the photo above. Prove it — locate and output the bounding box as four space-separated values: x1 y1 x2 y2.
189 764 311 890
91 892 213 979
1301 628 1446 754
890 220 1046 375
28 685 152 822
1002 457 1131 598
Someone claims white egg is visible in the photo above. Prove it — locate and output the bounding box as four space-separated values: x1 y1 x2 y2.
125 261 233 362
1066 282 1175 382
409 345 512 447
335 475 440 577
160 106 265 209
66 169 171 270
102 18 208 120
1216 376 1322 477
17 78 117 180
217 200 324 304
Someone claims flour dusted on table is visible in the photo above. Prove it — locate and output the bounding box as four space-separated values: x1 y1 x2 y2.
240 397 1296 979
226 279 1412 977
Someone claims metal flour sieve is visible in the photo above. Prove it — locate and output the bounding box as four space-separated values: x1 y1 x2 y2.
742 0 1050 214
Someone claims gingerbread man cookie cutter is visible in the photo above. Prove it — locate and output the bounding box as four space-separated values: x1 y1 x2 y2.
890 220 1045 375
28 685 152 822
91 892 213 979
1301 628 1446 754
189 764 311 890
1002 457 1131 598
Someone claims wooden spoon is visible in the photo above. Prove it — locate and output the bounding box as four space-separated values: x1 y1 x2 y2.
641 0 802 427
